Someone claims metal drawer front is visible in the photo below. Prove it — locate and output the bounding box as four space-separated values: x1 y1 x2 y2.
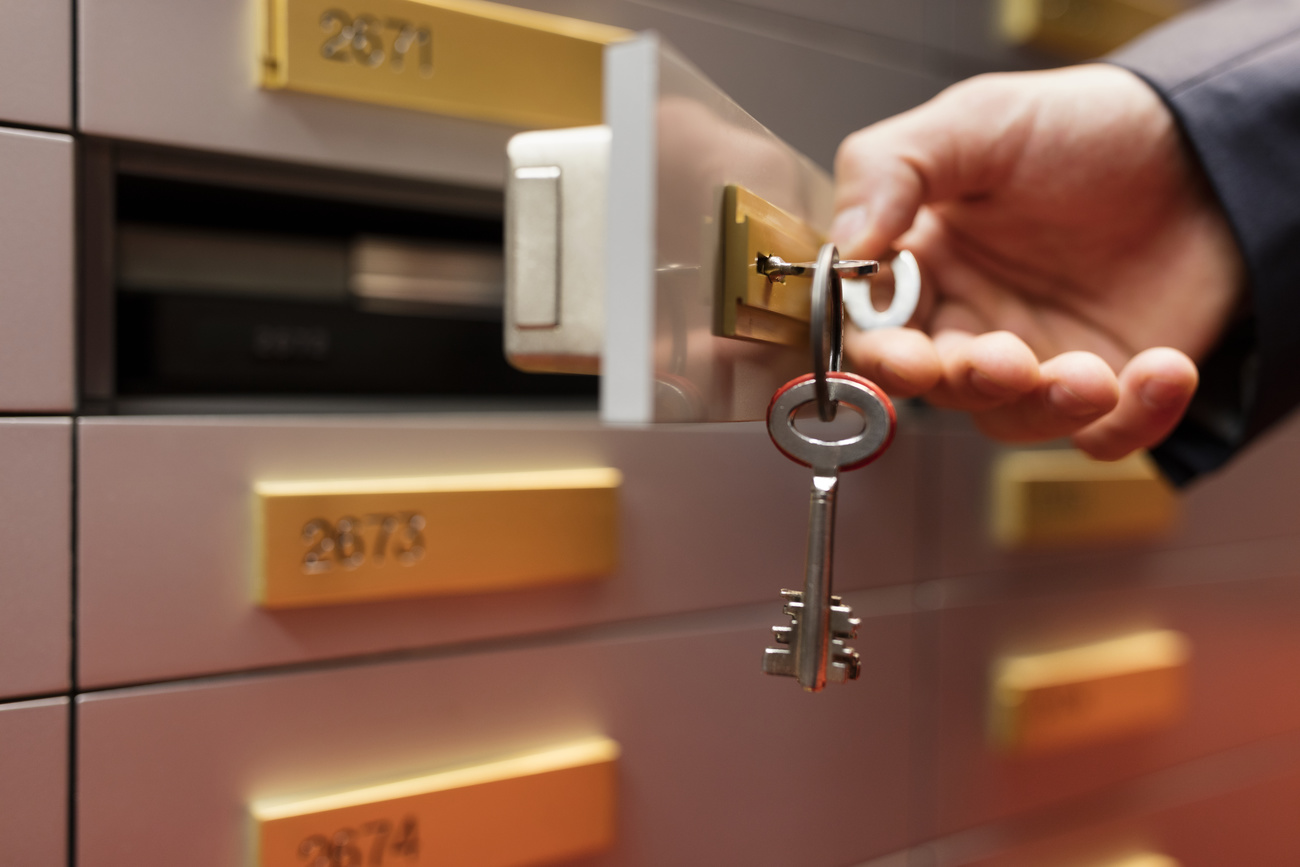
78 612 913 867
0 2 71 128
78 0 946 186
77 416 917 686
947 745 1300 867
0 419 71 699
0 698 68 867
0 130 73 411
931 413 1300 580
928 570 1300 834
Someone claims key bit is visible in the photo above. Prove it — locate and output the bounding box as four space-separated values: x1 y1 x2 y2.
830 601 860 640
765 593 862 684
827 641 861 683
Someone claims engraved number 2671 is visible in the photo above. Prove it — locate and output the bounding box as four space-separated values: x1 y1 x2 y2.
319 10 433 76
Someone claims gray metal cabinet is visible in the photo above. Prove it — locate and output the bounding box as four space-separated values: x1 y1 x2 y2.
78 611 913 867
77 416 918 686
0 419 71 699
0 697 69 867
0 129 74 411
0 1 72 129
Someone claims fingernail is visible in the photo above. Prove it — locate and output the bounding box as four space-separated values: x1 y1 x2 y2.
1047 382 1102 418
1140 377 1187 410
969 370 1018 399
830 206 869 246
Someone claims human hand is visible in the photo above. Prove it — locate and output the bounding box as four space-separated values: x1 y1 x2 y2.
832 64 1245 459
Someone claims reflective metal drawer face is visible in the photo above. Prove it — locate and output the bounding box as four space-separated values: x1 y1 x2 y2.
0 419 71 699
0 698 68 867
0 1 71 128
77 615 912 867
955 755 1300 867
928 572 1300 834
77 416 917 686
0 130 73 412
929 413 1300 579
79 0 514 186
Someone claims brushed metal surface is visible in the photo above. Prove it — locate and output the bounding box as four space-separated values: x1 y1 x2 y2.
950 755 1300 867
77 416 917 686
0 697 68 867
0 129 74 411
0 1 72 128
0 419 71 699
79 0 516 185
78 0 949 186
77 611 912 867
929 412 1300 581
928 571 1300 835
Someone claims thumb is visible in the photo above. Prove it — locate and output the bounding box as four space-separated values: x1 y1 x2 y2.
830 73 1033 258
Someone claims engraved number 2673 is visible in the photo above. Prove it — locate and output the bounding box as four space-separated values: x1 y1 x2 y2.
301 513 427 574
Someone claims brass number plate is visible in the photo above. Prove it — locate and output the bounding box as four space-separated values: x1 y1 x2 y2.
252 738 619 867
256 467 620 608
990 630 1190 754
261 0 630 127
991 449 1179 549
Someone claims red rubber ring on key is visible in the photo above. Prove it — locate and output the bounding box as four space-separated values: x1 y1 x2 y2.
766 371 897 471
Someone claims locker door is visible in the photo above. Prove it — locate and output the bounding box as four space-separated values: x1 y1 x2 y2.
506 34 919 423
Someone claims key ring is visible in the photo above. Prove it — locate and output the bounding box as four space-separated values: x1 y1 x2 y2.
810 242 844 423
767 371 896 472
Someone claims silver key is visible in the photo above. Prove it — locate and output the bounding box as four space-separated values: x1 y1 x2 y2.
762 371 895 692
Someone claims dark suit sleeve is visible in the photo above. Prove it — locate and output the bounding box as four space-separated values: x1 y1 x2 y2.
1107 0 1300 485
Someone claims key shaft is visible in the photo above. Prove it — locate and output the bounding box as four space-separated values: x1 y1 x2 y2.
798 471 838 690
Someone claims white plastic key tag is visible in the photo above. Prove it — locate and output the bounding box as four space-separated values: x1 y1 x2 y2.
843 249 921 331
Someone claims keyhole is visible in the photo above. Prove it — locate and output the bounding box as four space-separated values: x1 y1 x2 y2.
793 402 866 441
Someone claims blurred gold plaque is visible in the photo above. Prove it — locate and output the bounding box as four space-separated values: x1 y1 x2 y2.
991 449 1178 550
999 0 1184 59
256 467 620 608
718 184 824 347
990 630 1190 754
261 0 630 127
253 738 619 867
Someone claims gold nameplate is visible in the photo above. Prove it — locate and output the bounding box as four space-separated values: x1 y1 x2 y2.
990 630 1190 754
253 738 619 867
991 449 1179 550
718 184 824 347
256 467 620 608
999 0 1180 59
261 0 630 127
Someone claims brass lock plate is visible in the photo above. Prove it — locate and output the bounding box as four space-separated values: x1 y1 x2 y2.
717 184 824 347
